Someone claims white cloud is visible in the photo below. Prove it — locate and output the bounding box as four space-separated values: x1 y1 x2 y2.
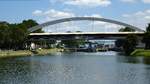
84 14 103 18
122 9 150 30
121 0 150 3
146 10 150 13
44 9 75 19
121 0 137 3
92 22 123 32
33 9 123 32
32 10 43 16
84 14 123 32
32 9 77 32
44 23 81 32
33 9 75 23
63 0 111 7
122 14 130 17
84 14 106 25
142 0 150 3
91 14 103 18
145 16 150 20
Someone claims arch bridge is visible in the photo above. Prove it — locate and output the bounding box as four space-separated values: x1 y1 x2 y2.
28 17 144 32
28 17 145 40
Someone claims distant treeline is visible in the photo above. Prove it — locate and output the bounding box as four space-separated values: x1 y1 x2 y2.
0 19 43 50
115 24 150 55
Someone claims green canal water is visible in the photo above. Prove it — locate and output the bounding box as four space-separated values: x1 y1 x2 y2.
0 51 150 84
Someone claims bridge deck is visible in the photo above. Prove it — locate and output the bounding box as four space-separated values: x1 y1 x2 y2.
30 32 144 36
28 32 144 40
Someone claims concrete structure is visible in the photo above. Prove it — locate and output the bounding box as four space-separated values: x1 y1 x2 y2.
28 32 144 40
28 17 144 32
27 17 145 48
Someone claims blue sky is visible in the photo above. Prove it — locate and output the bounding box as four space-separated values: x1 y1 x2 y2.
0 0 150 31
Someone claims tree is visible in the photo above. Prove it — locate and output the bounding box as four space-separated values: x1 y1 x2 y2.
146 23 150 32
115 27 138 55
115 39 125 48
123 35 138 55
9 24 28 50
0 20 40 50
22 19 44 33
115 27 136 48
119 27 135 32
142 23 150 49
0 22 12 49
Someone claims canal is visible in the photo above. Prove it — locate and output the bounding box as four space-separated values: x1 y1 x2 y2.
0 51 150 84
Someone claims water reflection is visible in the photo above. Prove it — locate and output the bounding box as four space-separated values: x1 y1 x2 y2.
143 57 150 65
116 55 150 65
116 56 142 64
0 58 33 84
0 52 150 84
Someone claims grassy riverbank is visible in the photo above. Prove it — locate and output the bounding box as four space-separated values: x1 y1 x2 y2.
131 49 150 57
35 48 61 55
0 48 60 58
0 50 32 58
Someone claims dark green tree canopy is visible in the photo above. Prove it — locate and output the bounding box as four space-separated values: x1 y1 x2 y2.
22 19 44 33
142 23 150 49
116 26 138 55
115 39 125 48
116 27 136 48
146 23 150 32
0 19 44 50
123 35 138 55
119 27 135 32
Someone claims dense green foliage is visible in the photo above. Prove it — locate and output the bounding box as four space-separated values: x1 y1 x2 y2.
142 23 150 49
0 20 43 50
146 24 150 32
115 27 138 55
22 19 44 33
123 35 138 55
115 27 136 48
115 39 125 48
119 27 136 32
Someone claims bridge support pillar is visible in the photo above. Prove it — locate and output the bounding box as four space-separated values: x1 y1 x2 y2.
30 42 36 50
136 39 145 48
